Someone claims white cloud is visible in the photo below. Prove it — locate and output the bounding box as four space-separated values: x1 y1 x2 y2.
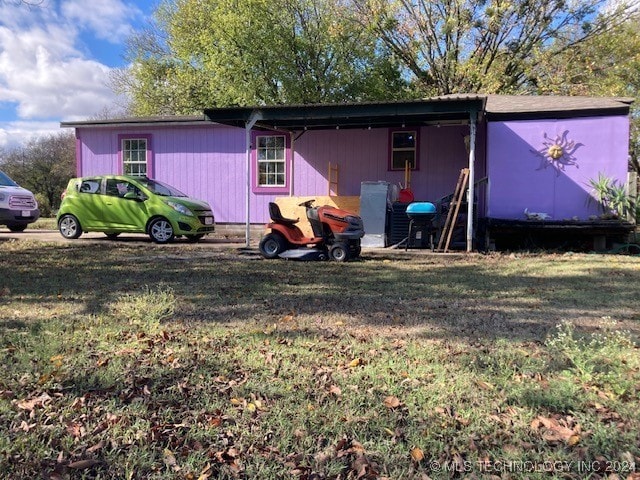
61 0 143 43
0 0 142 147
0 120 61 150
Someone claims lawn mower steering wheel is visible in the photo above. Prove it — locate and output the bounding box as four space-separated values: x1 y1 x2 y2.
298 199 315 208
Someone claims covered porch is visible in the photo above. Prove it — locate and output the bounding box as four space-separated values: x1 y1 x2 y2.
204 96 486 251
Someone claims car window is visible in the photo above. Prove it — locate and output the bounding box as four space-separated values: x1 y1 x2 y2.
0 171 19 187
105 179 140 198
139 179 187 197
79 179 101 194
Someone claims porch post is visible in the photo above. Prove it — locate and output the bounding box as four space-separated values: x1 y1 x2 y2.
466 111 477 252
245 111 261 247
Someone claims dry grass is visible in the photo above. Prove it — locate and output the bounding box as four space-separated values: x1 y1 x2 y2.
1 240 639 479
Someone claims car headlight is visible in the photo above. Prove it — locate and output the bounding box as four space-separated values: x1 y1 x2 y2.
0 194 4 202
167 201 194 216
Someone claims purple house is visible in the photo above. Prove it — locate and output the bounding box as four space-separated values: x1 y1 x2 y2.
61 95 635 250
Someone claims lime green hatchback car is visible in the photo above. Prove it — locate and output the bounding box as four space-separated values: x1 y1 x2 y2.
57 175 215 243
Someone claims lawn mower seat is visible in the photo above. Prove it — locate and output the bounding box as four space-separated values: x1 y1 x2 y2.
269 202 299 226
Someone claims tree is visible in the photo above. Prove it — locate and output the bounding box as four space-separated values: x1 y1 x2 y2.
530 18 640 173
0 132 76 215
111 0 407 115
351 0 639 96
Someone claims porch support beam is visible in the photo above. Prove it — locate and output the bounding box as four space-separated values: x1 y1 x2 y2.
466 111 477 252
245 111 262 247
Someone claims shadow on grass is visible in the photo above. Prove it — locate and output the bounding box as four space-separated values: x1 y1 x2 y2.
1 242 639 343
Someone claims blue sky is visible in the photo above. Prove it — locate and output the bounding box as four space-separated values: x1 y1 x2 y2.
0 0 156 148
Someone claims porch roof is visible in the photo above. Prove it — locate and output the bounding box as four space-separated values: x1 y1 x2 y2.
203 96 485 130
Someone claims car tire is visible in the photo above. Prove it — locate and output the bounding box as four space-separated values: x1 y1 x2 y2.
58 214 82 239
148 217 175 244
186 234 205 243
7 224 27 232
329 243 350 262
105 233 120 240
259 233 287 259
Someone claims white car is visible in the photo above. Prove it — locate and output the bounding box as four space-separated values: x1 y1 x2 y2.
0 171 40 232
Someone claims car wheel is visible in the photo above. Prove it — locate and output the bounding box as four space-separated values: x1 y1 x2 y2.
259 233 287 259
148 217 175 244
58 214 82 239
186 234 205 243
7 224 27 232
329 243 350 262
105 233 120 240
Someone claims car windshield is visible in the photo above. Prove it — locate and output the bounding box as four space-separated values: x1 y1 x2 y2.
0 171 19 187
138 178 187 197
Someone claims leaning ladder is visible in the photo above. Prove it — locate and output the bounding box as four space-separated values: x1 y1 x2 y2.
437 168 469 252
328 162 339 196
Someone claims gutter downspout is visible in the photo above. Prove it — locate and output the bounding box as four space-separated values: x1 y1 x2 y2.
466 111 477 252
245 111 261 247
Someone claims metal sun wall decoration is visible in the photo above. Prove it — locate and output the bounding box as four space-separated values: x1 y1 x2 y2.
531 130 584 176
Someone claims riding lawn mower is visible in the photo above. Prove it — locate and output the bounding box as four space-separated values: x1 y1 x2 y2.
258 200 364 261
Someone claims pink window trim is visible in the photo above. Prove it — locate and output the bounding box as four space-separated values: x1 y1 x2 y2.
117 134 153 177
388 128 420 172
251 131 291 194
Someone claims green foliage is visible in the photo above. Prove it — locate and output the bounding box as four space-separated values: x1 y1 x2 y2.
0 132 76 211
34 193 52 217
588 172 632 218
352 0 638 95
114 0 407 115
546 319 636 394
111 285 177 328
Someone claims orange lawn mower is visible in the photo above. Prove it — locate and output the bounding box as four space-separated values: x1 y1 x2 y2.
258 200 364 262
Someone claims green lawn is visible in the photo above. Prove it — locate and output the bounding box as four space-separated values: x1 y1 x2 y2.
1 241 639 479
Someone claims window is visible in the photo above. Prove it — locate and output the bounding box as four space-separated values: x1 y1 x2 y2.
78 179 100 194
105 179 139 198
390 130 418 171
122 138 148 176
256 135 286 187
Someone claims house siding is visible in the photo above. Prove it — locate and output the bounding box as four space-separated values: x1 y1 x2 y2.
77 123 480 224
291 124 482 203
486 115 630 220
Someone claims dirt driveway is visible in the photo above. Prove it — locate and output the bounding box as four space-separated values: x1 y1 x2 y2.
0 228 248 247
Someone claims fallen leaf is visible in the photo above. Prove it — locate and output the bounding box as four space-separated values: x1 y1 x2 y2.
16 393 52 411
163 448 179 470
383 396 401 409
329 385 342 396
410 447 424 462
567 434 581 446
475 380 495 390
68 459 100 469
349 358 362 368
86 441 105 454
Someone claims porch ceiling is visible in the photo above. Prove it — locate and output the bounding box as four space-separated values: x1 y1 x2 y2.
203 96 485 130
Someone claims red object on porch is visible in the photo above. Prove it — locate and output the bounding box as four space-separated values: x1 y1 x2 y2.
398 188 414 203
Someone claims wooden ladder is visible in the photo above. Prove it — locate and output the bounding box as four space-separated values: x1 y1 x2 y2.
328 162 339 196
437 168 469 252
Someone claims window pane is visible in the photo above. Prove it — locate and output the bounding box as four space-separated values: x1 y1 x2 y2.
393 132 416 149
122 137 148 177
393 151 415 170
257 135 286 186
